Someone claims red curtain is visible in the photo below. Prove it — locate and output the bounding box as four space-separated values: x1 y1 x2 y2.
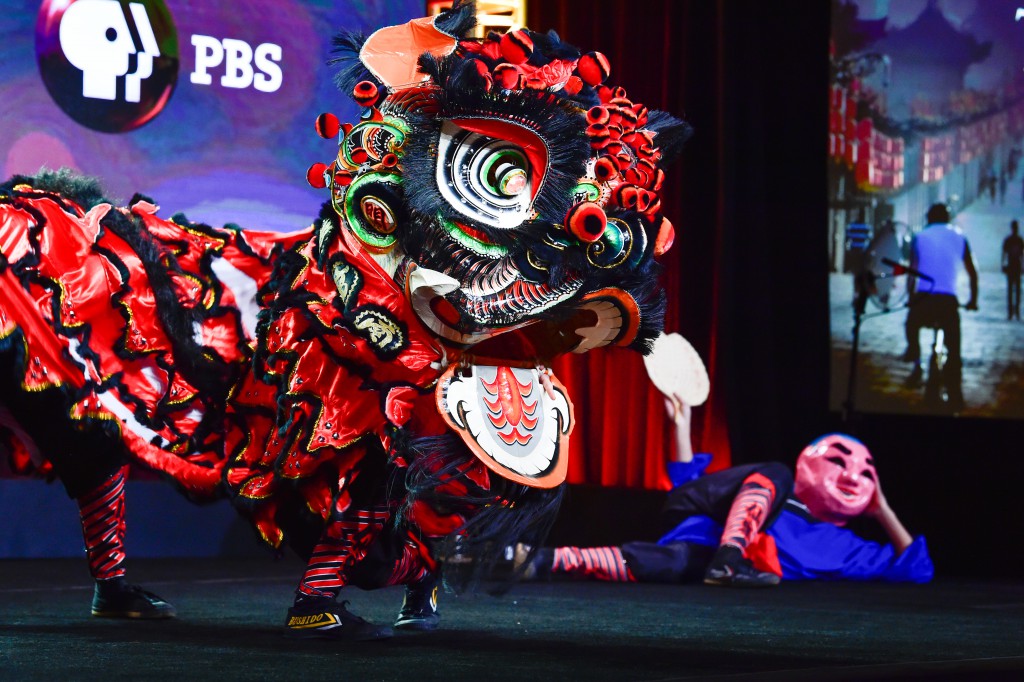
532 1 732 489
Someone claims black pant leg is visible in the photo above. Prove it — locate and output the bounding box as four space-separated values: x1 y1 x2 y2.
0 346 124 498
621 541 715 583
660 462 793 535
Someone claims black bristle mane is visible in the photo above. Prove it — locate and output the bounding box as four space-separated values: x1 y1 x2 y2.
433 0 477 38
329 30 382 98
2 168 114 209
645 109 693 166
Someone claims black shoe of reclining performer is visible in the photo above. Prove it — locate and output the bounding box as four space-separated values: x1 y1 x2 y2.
394 580 440 631
91 578 177 619
703 545 780 588
286 596 393 640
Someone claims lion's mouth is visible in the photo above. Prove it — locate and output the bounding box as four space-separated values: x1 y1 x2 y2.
438 215 511 259
405 217 584 345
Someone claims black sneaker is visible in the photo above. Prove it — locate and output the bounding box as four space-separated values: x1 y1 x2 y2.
286 597 393 641
91 579 176 619
703 546 780 588
394 581 440 631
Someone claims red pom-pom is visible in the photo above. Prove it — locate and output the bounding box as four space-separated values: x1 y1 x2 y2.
618 106 638 129
493 63 521 90
651 167 665 191
654 216 675 256
315 113 340 139
577 51 611 86
381 153 399 168
563 75 583 95
565 202 607 243
593 157 619 183
624 166 651 188
586 106 610 125
350 147 369 165
613 184 640 210
353 80 380 107
524 75 546 90
306 163 329 189
587 123 611 149
632 104 649 127
637 158 658 181
635 188 656 212
500 29 534 65
604 140 626 157
470 59 494 90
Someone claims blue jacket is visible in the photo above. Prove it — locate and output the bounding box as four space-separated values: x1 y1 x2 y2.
657 498 934 583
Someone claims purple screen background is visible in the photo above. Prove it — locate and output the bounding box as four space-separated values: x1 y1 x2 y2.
1 0 423 232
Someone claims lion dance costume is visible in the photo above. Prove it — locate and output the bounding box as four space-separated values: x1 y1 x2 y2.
0 2 689 639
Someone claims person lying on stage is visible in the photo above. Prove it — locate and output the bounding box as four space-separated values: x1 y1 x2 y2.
516 397 934 586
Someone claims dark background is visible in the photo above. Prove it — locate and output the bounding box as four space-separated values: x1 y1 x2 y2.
535 0 1024 579
2 0 1020 580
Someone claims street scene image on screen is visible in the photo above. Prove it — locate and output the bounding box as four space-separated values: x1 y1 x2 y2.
829 0 1024 419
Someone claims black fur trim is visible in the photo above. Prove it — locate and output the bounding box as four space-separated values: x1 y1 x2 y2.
97 209 236 401
2 168 115 209
395 432 564 592
433 0 477 38
645 109 693 166
526 29 582 63
403 53 589 225
328 30 383 99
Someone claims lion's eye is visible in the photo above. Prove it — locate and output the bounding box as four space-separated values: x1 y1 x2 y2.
436 121 535 229
483 149 529 197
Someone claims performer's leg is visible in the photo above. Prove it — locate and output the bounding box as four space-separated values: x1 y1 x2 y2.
704 468 786 587
1 355 173 617
941 298 964 410
523 545 635 582
1008 274 1015 320
1012 273 1021 319
903 304 923 363
621 541 714 583
661 462 792 534
78 466 176 618
285 503 395 640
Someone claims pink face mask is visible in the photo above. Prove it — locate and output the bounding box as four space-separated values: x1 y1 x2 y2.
794 434 877 525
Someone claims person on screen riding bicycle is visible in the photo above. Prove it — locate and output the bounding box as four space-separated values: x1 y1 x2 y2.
901 203 978 412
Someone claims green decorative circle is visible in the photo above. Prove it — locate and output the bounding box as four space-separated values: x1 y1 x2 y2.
341 121 408 167
338 171 402 251
572 181 601 204
481 148 528 195
587 217 634 269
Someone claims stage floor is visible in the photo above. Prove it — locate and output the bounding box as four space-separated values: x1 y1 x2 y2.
1 557 1022 681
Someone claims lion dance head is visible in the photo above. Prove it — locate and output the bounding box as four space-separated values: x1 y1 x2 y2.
305 1 691 363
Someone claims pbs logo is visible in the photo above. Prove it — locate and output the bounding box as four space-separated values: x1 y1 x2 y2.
36 0 179 133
